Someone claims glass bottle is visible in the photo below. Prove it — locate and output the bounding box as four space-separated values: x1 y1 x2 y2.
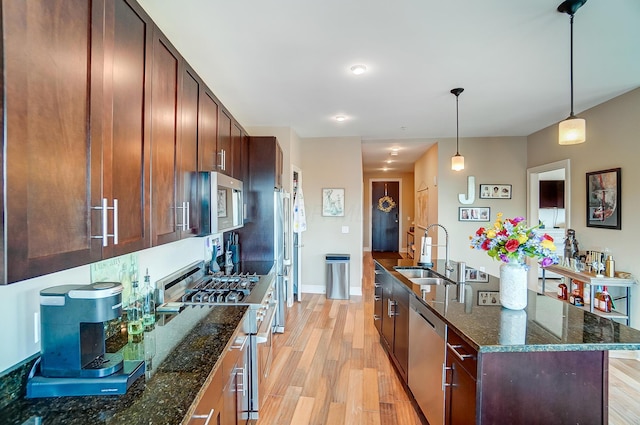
600 287 613 313
127 279 144 343
557 281 568 300
142 269 156 330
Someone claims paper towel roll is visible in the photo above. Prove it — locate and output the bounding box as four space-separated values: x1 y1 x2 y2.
420 236 432 263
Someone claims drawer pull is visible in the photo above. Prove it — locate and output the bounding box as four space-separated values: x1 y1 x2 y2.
191 408 215 424
447 343 475 361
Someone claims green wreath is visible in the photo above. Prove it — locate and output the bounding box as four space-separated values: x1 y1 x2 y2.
377 195 396 213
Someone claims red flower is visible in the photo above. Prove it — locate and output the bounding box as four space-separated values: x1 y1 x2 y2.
498 229 508 237
481 239 491 250
543 234 554 242
476 227 485 236
505 239 520 252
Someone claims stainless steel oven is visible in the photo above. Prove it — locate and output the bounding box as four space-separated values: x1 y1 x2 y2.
156 261 276 420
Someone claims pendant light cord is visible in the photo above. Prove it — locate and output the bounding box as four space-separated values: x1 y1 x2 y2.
569 13 575 117
455 94 460 155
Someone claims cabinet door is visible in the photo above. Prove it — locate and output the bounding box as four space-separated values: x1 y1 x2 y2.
2 0 103 283
445 331 477 425
103 0 152 258
445 358 477 425
199 90 219 172
178 66 201 237
393 282 410 381
217 109 232 175
150 31 181 246
231 122 243 180
189 367 224 425
380 273 395 351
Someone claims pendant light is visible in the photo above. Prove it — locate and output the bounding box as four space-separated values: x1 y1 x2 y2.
557 0 587 145
451 88 465 171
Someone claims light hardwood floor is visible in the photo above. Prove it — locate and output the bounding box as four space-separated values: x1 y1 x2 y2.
257 253 640 425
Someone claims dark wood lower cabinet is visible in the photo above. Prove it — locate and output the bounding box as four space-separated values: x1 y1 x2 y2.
444 328 608 425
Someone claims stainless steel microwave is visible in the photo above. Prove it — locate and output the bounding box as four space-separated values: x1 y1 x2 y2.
199 172 244 234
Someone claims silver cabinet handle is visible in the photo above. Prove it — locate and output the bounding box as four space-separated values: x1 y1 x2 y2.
218 149 226 171
373 295 381 301
186 201 190 230
92 198 118 246
234 366 246 397
191 408 215 425
374 270 382 275
442 364 453 390
447 343 475 361
176 202 191 231
387 299 397 317
373 314 381 321
374 283 382 288
230 335 247 351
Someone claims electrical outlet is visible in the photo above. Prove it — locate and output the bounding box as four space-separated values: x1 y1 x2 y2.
34 312 40 344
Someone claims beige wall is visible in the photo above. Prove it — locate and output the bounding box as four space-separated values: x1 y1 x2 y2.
300 137 364 295
415 137 528 277
362 172 415 252
527 87 640 328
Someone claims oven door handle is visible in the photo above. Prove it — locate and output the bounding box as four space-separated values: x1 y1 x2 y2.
256 304 276 343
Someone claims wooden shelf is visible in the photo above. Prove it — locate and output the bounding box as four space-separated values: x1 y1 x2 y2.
542 265 636 325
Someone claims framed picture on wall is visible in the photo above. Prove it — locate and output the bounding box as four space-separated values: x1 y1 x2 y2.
459 207 490 222
586 168 621 229
322 188 345 217
479 184 512 199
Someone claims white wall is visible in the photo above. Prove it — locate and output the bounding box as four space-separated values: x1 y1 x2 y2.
528 87 640 328
300 137 364 295
0 237 208 372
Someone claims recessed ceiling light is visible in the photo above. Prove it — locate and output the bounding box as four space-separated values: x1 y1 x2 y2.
390 149 399 156
335 115 347 122
350 64 367 75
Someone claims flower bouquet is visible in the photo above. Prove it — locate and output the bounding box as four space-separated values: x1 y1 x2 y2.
470 213 559 310
469 213 559 266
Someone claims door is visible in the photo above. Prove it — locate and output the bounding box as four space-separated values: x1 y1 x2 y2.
372 181 400 252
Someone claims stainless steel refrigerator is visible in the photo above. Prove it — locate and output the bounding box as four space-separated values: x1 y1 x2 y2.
273 189 290 333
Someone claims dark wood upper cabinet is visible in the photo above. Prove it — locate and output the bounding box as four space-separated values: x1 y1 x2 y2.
179 65 202 237
218 108 233 175
1 0 249 283
231 122 243 181
199 90 219 172
2 0 104 283
150 31 181 246
103 0 153 257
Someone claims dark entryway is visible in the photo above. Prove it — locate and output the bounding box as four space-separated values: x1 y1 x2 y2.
372 181 399 252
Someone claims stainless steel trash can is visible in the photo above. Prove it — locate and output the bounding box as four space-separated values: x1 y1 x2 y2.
326 254 350 299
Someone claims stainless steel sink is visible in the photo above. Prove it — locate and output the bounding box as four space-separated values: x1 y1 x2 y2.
395 268 433 279
410 277 448 285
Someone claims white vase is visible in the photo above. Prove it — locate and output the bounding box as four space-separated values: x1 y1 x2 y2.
499 262 528 310
499 308 527 345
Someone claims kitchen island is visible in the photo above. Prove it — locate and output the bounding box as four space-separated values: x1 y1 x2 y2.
0 305 247 425
374 257 640 425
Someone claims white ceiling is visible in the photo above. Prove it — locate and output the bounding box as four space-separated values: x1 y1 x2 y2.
138 0 640 173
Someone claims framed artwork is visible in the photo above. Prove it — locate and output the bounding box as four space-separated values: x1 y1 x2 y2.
479 184 512 199
586 168 621 229
322 188 345 217
477 290 500 306
459 207 490 222
465 268 490 282
217 189 227 217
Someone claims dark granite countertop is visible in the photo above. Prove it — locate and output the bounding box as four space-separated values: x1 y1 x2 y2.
375 258 640 354
0 305 248 425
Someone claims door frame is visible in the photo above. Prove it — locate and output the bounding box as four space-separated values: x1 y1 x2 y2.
526 159 571 287
368 178 403 252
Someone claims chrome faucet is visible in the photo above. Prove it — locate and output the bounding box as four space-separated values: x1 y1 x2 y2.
424 223 454 273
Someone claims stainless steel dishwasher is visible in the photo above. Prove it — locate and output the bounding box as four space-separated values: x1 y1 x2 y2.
408 295 446 425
